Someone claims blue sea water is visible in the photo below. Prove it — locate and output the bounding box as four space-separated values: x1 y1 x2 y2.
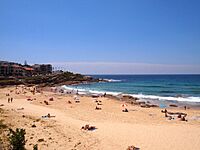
64 75 200 103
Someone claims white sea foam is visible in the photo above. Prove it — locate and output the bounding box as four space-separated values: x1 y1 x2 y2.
61 85 200 103
104 79 122 82
130 94 200 103
62 85 121 96
88 90 122 96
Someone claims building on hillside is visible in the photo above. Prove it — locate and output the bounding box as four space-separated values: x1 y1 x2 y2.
0 63 9 76
23 67 35 77
12 64 24 76
32 64 52 75
0 61 53 77
0 61 24 77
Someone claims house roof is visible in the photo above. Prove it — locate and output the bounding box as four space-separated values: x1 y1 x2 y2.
12 64 21 68
24 67 34 71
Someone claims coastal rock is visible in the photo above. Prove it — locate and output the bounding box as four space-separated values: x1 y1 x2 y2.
105 94 119 100
169 104 178 107
122 95 139 101
140 103 159 108
138 101 146 105
147 104 159 107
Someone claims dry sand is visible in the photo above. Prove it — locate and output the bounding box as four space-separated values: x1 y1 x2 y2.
0 86 200 150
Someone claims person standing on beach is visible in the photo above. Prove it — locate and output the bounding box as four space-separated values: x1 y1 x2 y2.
8 98 10 103
103 93 106 97
10 97 13 103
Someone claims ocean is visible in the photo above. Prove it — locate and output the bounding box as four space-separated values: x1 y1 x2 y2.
63 75 200 103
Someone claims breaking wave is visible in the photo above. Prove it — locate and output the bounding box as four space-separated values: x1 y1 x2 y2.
61 85 200 103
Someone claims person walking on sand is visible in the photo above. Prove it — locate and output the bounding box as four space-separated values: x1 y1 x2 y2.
8 98 10 103
10 97 13 103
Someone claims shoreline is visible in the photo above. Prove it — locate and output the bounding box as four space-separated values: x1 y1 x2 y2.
58 84 200 109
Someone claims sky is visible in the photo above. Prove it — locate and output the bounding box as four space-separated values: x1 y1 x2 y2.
0 0 200 74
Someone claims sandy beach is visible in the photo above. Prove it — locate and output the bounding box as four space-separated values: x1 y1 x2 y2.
0 85 200 150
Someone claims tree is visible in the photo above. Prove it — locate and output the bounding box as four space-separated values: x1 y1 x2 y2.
24 60 28 66
8 128 26 150
33 144 38 150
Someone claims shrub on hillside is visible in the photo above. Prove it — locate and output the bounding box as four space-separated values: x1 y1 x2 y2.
8 128 26 150
33 144 38 150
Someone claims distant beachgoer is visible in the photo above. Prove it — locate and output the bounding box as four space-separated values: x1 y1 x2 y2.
177 114 182 118
95 106 101 110
184 106 187 110
47 113 51 118
168 116 173 120
165 112 168 117
122 108 128 112
11 98 13 103
181 116 187 121
8 98 10 103
104 93 106 97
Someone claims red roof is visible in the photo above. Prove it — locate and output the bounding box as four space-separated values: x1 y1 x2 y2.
12 64 21 68
24 67 34 71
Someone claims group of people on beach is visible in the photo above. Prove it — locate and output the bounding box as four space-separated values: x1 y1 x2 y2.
162 109 187 121
7 97 13 103
6 93 13 103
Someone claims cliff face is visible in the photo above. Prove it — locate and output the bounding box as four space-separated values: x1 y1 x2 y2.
0 72 100 87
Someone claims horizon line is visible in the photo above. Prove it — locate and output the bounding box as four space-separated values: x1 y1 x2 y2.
85 73 200 75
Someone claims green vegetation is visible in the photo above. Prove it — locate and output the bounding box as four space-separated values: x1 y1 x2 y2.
8 128 26 150
0 71 98 86
0 79 22 86
33 144 38 150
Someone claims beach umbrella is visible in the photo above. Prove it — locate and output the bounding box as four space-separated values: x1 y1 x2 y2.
121 103 128 107
73 95 79 100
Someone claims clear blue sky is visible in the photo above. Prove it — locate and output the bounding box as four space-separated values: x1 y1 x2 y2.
0 0 200 74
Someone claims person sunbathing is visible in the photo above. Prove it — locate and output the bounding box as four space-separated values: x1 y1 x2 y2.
161 109 167 113
42 113 55 118
81 124 96 131
44 100 49 105
127 145 138 150
17 107 24 110
95 106 101 110
180 116 187 122
122 108 129 112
